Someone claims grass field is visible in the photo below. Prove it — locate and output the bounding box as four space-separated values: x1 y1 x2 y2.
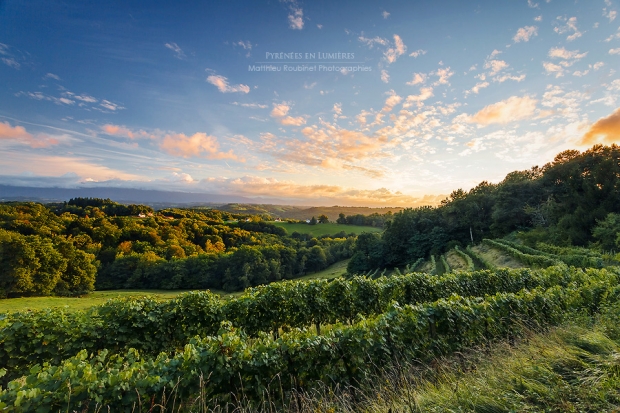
0 259 351 313
271 221 382 237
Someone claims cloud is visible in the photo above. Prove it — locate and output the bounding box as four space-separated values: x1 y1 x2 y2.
232 102 268 109
270 103 306 125
554 16 583 41
382 91 402 112
99 100 124 111
495 74 526 83
206 74 250 93
580 107 620 145
604 8 617 22
288 8 304 29
409 49 427 58
484 59 508 75
381 69 390 83
543 47 588 77
164 42 185 59
406 73 427 85
44 73 60 80
610 48 620 55
270 103 290 117
101 124 156 140
2 57 20 69
403 87 434 107
465 96 538 126
535 15 542 22
513 26 538 42
160 132 241 160
384 34 407 63
465 81 490 96
280 116 306 126
358 35 389 48
382 10 390 19
548 47 587 60
0 121 60 148
433 67 454 86
527 0 539 8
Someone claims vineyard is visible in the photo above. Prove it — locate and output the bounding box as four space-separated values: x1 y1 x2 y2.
1 259 619 411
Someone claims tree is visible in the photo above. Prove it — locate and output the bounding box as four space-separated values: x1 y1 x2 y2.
318 214 329 224
309 216 317 225
336 213 347 224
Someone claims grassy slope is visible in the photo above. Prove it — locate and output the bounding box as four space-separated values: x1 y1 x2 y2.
472 243 523 268
0 259 350 313
445 249 469 271
271 221 382 237
216 204 404 222
316 321 620 412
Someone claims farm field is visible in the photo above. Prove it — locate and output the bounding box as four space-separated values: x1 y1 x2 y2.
0 259 351 313
271 221 382 236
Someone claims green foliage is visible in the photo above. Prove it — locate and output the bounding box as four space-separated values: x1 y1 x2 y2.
428 255 436 275
493 239 604 268
592 212 620 251
4 264 617 382
440 255 451 274
0 229 95 298
353 145 620 268
466 245 496 270
483 239 561 268
2 269 618 411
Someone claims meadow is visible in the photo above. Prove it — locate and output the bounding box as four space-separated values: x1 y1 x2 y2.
0 259 350 313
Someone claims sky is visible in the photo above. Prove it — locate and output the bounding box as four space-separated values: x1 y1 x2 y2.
1 0 620 207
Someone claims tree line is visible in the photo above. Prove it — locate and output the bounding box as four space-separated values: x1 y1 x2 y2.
0 201 355 297
349 145 620 273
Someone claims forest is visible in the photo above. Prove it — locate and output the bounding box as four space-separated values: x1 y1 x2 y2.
0 198 356 298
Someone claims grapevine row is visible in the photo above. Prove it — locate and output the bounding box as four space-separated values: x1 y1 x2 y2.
2 277 618 411
2 265 617 381
454 246 475 271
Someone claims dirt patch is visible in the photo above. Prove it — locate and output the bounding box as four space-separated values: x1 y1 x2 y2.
446 250 468 271
472 244 524 269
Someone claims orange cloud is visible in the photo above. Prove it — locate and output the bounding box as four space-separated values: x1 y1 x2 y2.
580 107 620 145
466 96 538 126
160 132 241 161
206 75 250 93
0 121 59 148
101 124 155 139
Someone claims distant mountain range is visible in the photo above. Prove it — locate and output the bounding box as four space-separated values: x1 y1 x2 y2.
0 185 404 220
0 185 260 206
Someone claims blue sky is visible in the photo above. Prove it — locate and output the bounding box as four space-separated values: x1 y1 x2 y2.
1 0 620 206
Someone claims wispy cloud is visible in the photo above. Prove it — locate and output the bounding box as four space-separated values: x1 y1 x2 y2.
384 34 407 63
554 16 583 41
206 74 250 93
164 42 185 59
381 69 390 83
409 49 427 58
382 10 390 19
43 73 60 80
